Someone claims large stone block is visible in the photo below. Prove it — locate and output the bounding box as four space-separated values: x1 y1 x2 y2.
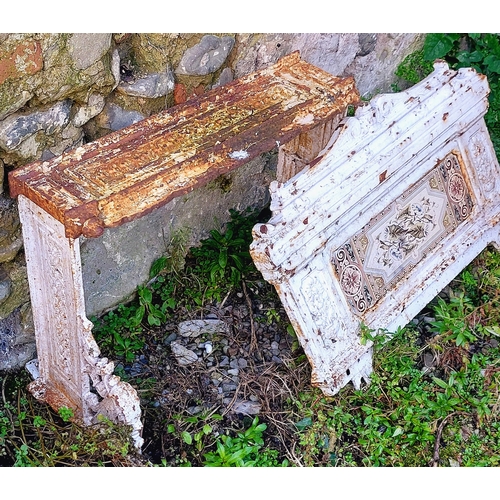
0 100 71 150
67 33 112 71
176 35 235 76
81 153 276 316
0 305 35 371
0 34 119 167
0 34 117 113
232 33 424 97
117 72 175 99
0 254 29 320
0 195 22 264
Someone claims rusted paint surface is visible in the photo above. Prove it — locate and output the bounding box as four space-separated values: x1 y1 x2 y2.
9 52 360 239
251 62 500 396
277 116 342 183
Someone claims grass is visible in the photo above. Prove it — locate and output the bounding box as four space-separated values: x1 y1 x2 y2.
0 370 139 466
288 306 500 466
2 212 500 466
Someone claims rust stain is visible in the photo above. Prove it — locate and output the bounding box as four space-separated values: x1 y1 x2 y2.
9 52 360 239
309 155 324 168
28 378 82 421
379 170 387 183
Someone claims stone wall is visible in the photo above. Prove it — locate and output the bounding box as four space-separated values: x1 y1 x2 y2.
0 33 424 370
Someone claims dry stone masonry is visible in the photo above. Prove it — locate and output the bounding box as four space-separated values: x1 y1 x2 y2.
0 33 423 372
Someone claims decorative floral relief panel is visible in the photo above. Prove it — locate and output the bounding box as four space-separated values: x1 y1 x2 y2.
332 152 474 315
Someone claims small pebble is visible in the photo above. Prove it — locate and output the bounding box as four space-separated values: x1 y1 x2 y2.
164 332 177 345
222 382 238 392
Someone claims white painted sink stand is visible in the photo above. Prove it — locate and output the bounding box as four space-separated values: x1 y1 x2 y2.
9 53 358 449
251 62 500 396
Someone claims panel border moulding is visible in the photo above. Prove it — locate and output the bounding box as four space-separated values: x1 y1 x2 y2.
250 61 500 396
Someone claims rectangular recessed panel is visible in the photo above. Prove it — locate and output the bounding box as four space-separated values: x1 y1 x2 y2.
332 152 474 315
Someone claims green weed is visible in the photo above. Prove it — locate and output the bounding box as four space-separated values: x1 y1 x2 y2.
57 406 74 422
431 293 478 347
395 48 434 85
202 417 287 467
188 208 260 301
136 285 167 327
0 373 138 466
287 257 500 468
92 303 145 363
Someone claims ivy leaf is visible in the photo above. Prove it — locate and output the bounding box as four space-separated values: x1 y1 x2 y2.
484 54 500 75
424 33 460 61
457 50 484 65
